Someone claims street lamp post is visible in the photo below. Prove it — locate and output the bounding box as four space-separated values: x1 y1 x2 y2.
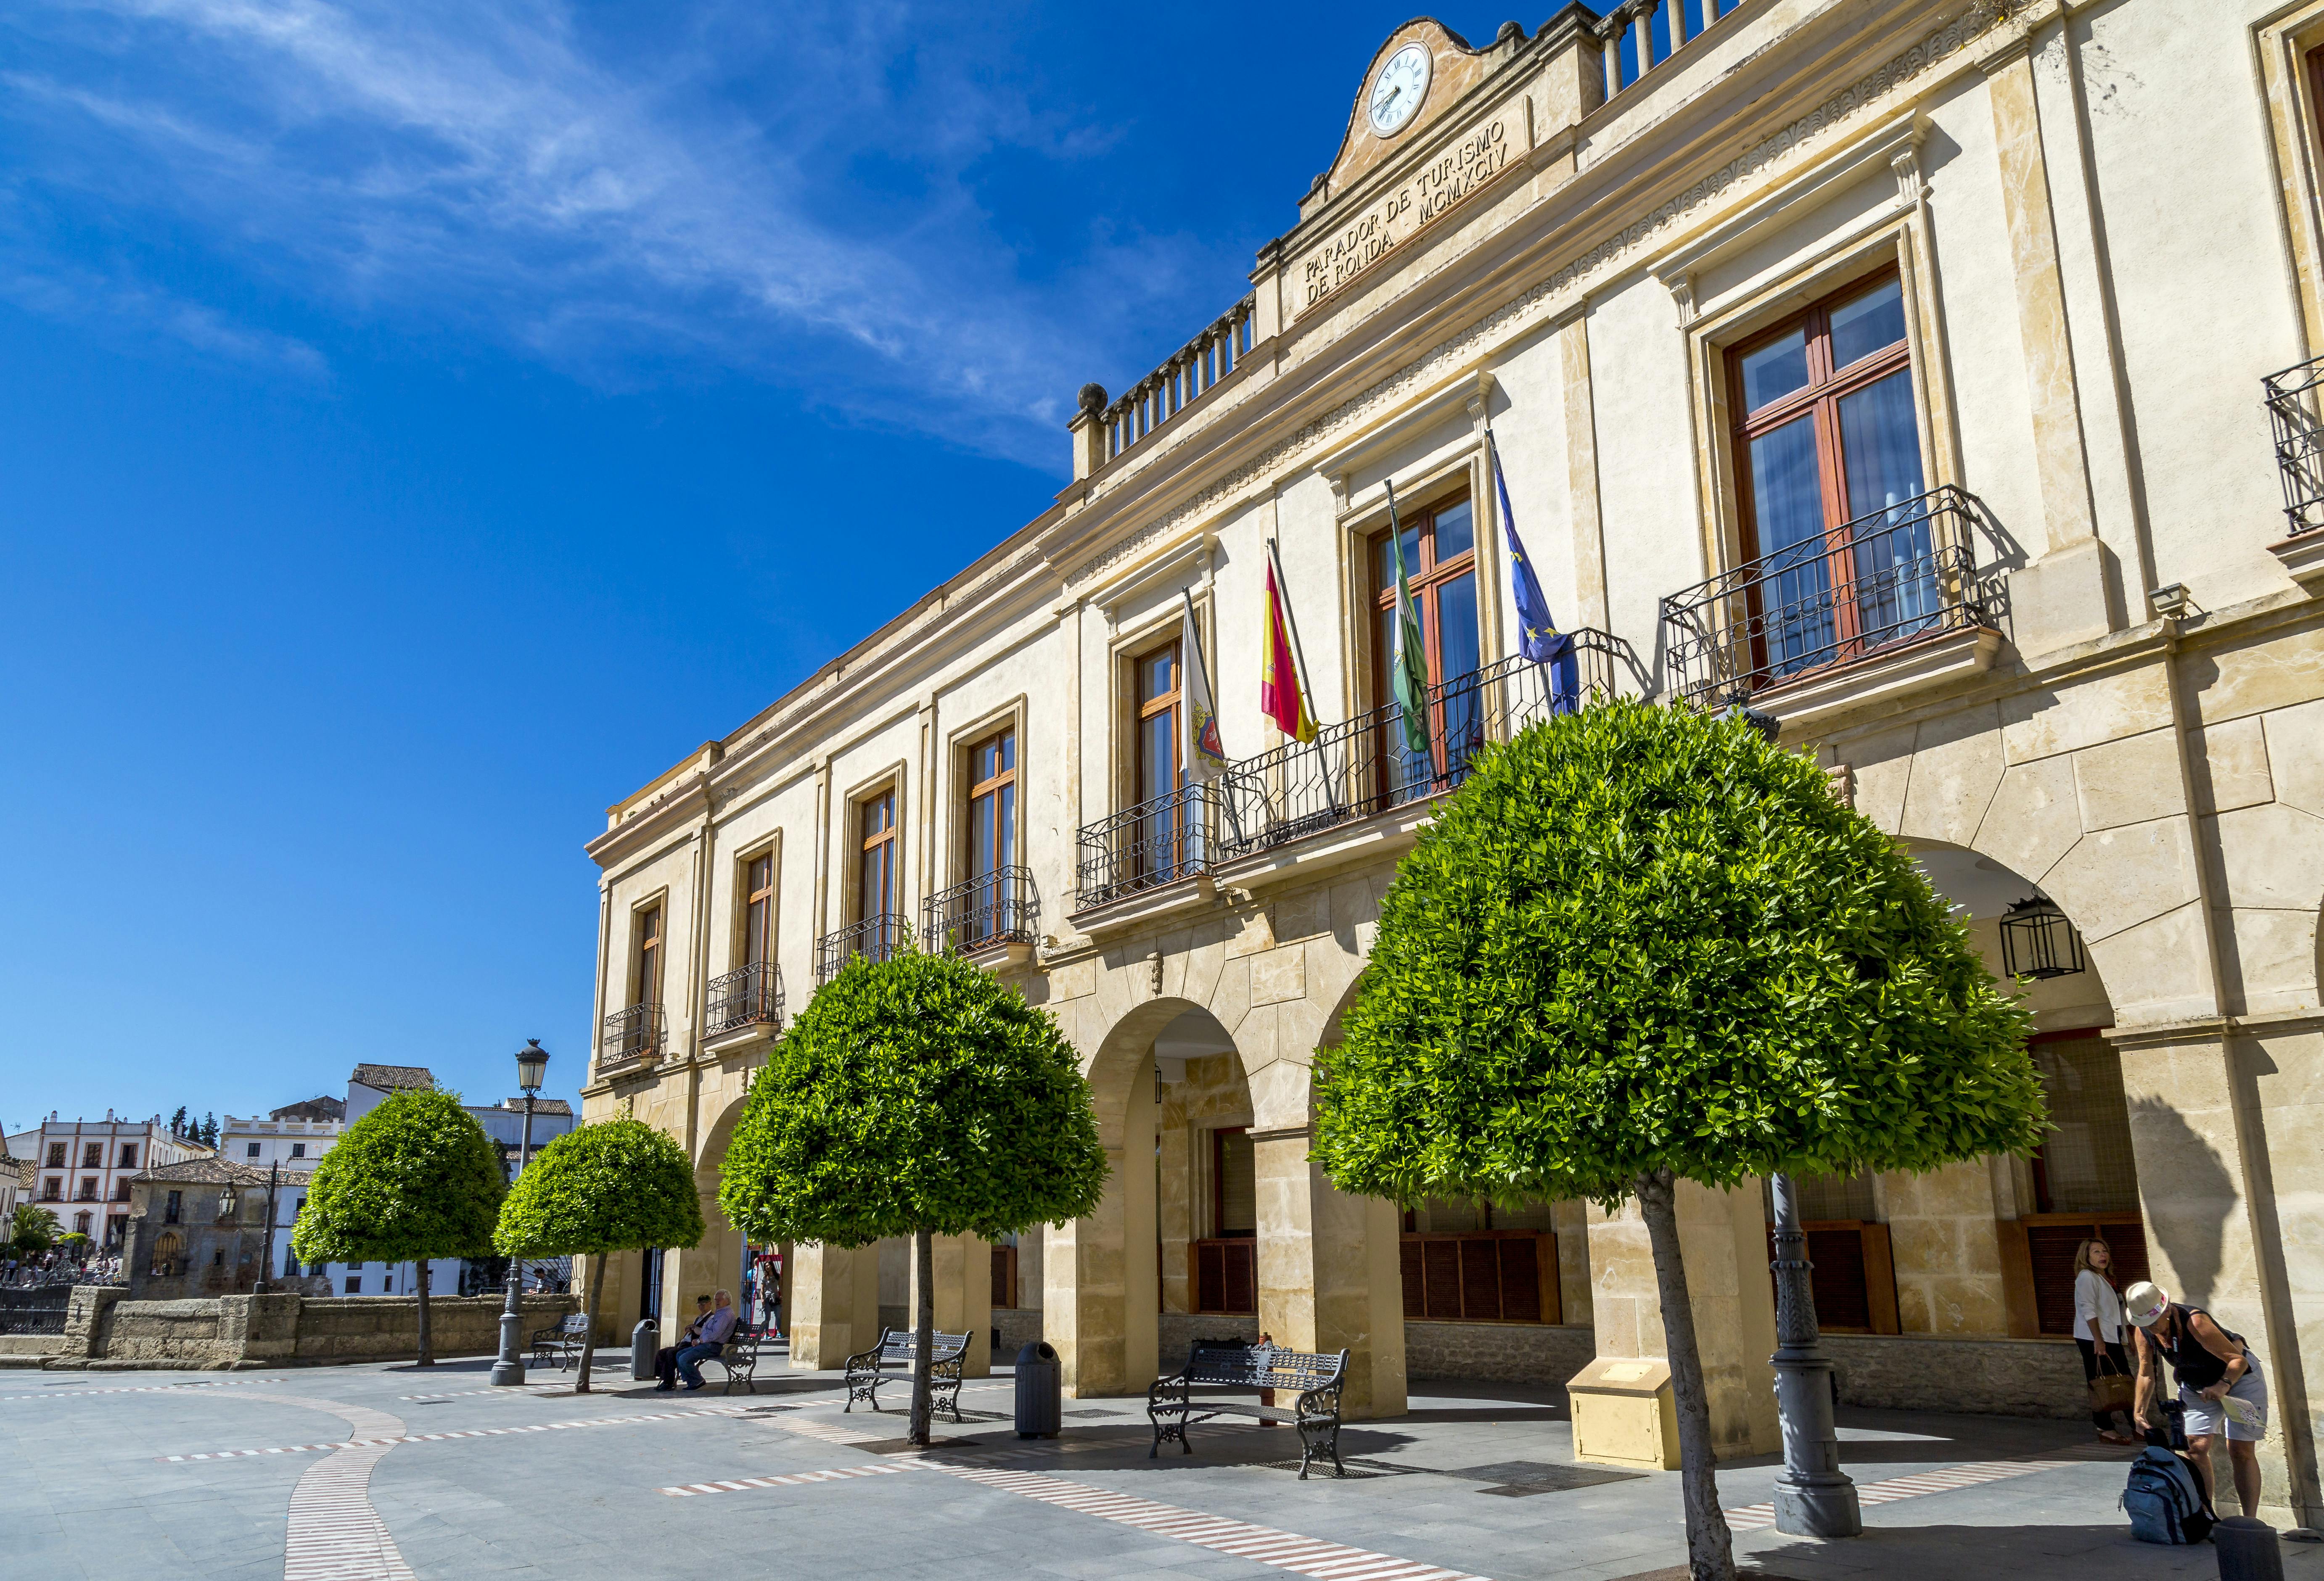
1769 1171 1861 1537
491 1040 550 1387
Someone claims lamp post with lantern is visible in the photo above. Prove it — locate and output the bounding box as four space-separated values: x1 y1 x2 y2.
490 1040 551 1386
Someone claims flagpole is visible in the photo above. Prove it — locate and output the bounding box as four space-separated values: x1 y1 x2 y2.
1181 587 1247 850
1265 537 1343 816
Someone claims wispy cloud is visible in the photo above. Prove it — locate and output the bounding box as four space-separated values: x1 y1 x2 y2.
0 0 1250 464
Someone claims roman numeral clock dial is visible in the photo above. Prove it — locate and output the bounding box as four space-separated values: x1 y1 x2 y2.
1367 42 1432 137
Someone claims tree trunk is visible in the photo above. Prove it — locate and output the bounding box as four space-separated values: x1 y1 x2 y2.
415 1260 434 1368
1635 1168 1737 1581
910 1227 935 1447
576 1253 608 1394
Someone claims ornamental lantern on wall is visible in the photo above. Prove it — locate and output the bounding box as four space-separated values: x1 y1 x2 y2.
1999 896 2086 980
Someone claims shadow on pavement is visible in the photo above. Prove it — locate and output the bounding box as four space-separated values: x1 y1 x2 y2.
1742 1522 2318 1578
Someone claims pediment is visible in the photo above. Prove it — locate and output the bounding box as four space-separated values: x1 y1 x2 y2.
1304 19 1499 212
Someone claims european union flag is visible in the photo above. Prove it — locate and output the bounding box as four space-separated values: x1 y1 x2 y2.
1488 429 1578 711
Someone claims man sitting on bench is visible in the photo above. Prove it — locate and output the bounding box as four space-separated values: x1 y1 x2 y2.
655 1292 737 1392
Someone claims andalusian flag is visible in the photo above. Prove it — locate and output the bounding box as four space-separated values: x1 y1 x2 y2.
1387 482 1430 755
1261 549 1317 743
1180 591 1229 781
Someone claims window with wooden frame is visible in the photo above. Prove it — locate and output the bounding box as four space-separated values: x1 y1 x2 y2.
1729 269 1935 680
857 787 901 960
1398 1196 1561 1325
82 1143 101 1169
1368 493 1481 794
1129 638 1202 884
957 728 1019 946
632 904 663 1009
1191 1126 1258 1315
742 851 777 967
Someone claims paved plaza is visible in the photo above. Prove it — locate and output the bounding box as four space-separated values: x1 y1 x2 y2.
5 1351 2319 1581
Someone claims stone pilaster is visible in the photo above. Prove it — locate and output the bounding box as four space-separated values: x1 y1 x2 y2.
1252 1131 1407 1420
908 1233 994 1378
787 1241 880 1370
1578 1181 1779 1464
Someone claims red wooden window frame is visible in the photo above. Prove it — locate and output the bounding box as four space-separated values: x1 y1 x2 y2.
742 852 776 966
633 904 663 1008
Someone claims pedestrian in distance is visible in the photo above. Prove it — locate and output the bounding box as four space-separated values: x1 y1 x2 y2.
2074 1239 2136 1444
2128 1280 2271 1520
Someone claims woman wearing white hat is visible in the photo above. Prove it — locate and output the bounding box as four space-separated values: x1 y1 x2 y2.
2126 1280 2268 1518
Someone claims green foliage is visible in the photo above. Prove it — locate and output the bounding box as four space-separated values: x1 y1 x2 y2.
1313 699 2044 1209
12 1204 60 1253
292 1088 505 1268
720 948 1109 1247
494 1118 703 1258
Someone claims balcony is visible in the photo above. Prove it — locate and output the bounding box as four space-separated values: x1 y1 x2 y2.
2264 353 2324 538
1594 0 1746 100
1094 296 1256 467
1076 782 1218 912
1074 638 1624 913
1216 639 1621 865
705 961 784 1039
1659 485 1996 705
597 1001 666 1076
815 912 907 983
924 866 1039 955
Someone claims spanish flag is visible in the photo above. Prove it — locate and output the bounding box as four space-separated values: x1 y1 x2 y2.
1261 552 1317 743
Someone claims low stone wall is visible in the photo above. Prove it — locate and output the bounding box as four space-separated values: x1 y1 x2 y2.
1407 1320 1597 1386
1825 1333 2088 1420
1159 1310 1261 1364
42 1288 578 1369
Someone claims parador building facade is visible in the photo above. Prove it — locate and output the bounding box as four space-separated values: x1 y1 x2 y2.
579 0 2324 1526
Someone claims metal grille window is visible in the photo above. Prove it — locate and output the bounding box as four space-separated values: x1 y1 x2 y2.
2031 1035 2139 1214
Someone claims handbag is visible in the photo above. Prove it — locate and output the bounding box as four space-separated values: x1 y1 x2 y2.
2091 1351 2136 1415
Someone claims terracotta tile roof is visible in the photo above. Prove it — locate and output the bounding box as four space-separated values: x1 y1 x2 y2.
497 1098 574 1116
349 1064 435 1092
134 1157 314 1187
269 1095 345 1122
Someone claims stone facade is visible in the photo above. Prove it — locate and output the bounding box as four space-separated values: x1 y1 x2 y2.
1406 1322 1598 1387
579 0 2324 1527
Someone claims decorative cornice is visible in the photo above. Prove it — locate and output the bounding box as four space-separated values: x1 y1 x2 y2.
1061 1 2012 593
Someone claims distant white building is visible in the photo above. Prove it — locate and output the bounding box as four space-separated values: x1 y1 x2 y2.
222 1068 576 1296
2 1114 212 1248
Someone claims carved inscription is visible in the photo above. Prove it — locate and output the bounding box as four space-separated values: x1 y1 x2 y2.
1297 116 1513 314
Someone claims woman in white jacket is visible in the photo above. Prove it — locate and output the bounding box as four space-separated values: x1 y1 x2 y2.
2074 1238 2135 1443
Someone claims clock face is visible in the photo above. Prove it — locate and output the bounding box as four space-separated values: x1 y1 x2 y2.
1367 42 1431 137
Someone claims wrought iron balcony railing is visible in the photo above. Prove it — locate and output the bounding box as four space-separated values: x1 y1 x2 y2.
598 1001 665 1070
924 866 1038 953
1214 638 1621 864
815 912 907 983
705 961 784 1037
1073 638 1626 911
1658 484 1995 704
1076 782 1217 911
2263 352 2324 537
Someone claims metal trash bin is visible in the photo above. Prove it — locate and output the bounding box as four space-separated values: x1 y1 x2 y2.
1014 1341 1061 1439
631 1318 658 1383
2215 1517 2286 1581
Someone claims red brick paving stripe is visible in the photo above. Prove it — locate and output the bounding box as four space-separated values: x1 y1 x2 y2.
0 1377 291 1403
658 1463 910 1496
1723 1456 2079 1531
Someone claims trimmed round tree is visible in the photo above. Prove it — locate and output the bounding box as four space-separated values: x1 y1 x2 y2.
1313 699 2043 1581
291 1087 505 1367
721 948 1109 1446
494 1117 704 1392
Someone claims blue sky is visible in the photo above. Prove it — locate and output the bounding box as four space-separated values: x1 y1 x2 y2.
0 0 1523 1131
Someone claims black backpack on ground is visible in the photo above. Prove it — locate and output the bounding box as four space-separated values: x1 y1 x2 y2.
2122 1401 2216 1545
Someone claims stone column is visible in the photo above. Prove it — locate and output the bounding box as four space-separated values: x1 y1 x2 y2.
908 1233 994 1378
1578 1181 1779 1465
1045 1150 1132 1398
787 1242 880 1371
1881 1160 2010 1336
2116 1023 2320 1529
1253 1130 1407 1420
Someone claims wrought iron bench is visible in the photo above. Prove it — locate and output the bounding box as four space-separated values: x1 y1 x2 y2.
709 1327 767 1394
843 1327 969 1421
1147 1338 1348 1479
529 1312 590 1370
